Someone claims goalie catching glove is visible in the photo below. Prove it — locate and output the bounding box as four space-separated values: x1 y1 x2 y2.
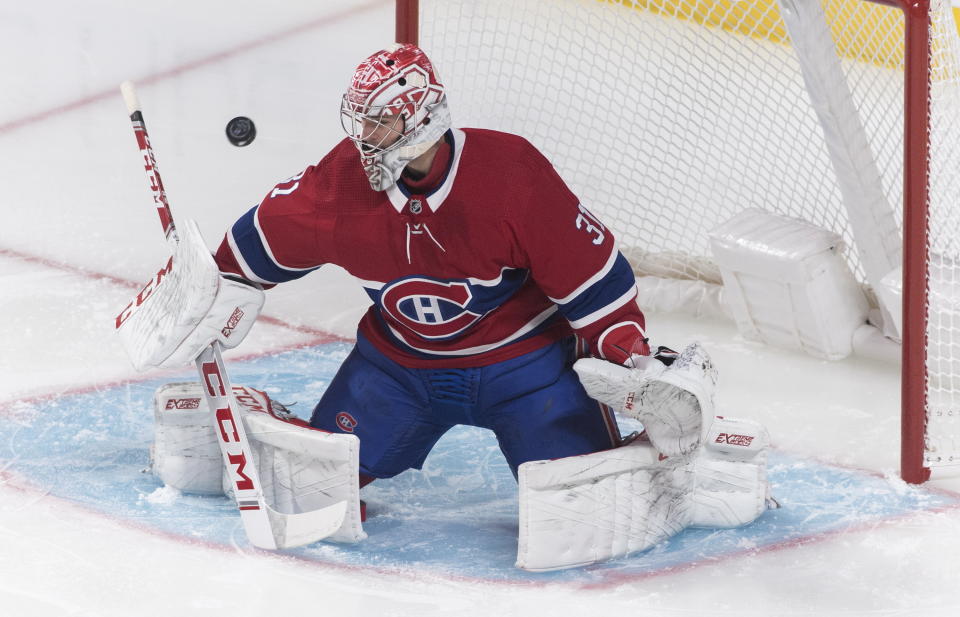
574 342 717 457
115 219 264 371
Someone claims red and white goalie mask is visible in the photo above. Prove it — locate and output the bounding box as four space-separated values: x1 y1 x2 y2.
340 44 451 191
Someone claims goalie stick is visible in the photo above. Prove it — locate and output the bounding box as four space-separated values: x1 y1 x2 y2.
119 81 346 549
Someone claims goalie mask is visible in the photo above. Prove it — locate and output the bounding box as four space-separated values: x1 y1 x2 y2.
340 43 451 191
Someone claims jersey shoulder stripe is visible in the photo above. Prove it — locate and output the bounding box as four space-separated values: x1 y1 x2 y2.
547 244 619 304
551 252 637 325
567 285 638 330
228 205 320 284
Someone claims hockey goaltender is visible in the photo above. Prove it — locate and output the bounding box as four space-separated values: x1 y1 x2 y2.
116 44 776 571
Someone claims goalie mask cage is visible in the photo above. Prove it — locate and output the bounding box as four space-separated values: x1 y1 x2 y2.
396 0 960 483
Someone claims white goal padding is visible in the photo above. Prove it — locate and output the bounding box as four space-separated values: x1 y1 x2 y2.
709 209 869 360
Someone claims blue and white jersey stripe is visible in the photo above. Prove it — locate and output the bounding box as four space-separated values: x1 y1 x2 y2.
373 305 561 358
549 250 638 329
227 205 320 285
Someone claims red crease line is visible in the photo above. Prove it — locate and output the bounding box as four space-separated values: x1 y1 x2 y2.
0 245 352 410
580 500 960 589
0 245 349 341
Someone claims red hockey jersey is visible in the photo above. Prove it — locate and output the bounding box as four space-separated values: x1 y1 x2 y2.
215 128 648 368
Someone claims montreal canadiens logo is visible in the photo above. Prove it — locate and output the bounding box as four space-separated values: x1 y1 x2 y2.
380 278 483 340
336 412 358 433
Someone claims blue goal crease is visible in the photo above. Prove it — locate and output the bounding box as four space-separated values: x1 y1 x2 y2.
1 342 957 585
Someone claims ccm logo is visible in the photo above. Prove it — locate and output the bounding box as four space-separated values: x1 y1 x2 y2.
623 391 636 412
114 257 174 329
201 360 257 499
715 433 754 447
165 398 201 410
232 386 267 414
221 307 244 338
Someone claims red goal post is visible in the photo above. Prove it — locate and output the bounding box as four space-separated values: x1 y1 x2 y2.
397 0 960 484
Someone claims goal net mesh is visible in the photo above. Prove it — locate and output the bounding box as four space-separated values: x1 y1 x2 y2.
418 0 960 468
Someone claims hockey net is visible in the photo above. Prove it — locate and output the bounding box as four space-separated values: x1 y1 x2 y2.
404 0 960 481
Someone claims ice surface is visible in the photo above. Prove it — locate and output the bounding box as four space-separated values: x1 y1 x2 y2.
2 1 960 616
3 344 957 586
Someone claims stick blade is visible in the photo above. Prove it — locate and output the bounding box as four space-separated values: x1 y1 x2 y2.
265 500 349 549
240 508 280 550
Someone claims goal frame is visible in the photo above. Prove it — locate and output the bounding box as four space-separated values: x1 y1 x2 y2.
395 0 934 483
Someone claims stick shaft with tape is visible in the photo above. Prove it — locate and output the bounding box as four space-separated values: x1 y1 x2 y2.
121 82 177 243
119 81 345 549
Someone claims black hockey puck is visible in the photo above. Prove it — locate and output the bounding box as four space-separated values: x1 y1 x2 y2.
226 116 256 147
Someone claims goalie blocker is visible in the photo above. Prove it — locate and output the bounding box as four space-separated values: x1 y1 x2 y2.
115 219 264 371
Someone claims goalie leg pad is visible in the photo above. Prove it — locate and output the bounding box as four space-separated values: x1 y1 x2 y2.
152 382 365 543
152 383 223 495
517 440 694 571
237 391 365 543
691 416 772 528
516 415 773 571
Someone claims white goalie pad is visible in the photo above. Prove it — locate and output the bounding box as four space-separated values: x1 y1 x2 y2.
516 417 771 571
517 439 690 572
692 417 771 529
152 382 365 543
574 342 718 457
152 389 223 495
115 219 264 371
